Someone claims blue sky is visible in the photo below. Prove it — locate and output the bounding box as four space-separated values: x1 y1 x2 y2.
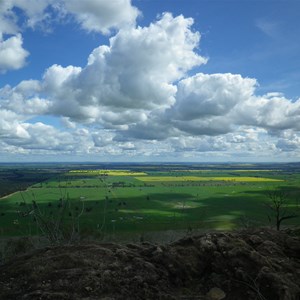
0 0 300 162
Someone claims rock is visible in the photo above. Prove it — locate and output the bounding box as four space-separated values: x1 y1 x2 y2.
286 237 300 252
199 236 217 253
0 228 299 300
248 234 263 245
153 246 163 254
206 287 226 300
257 240 285 256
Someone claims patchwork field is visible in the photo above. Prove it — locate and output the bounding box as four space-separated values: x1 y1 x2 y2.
70 170 147 176
135 176 283 182
0 163 299 238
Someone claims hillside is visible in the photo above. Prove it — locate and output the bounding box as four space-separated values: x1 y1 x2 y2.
0 228 299 299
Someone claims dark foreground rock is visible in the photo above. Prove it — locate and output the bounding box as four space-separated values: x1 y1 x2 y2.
0 228 299 300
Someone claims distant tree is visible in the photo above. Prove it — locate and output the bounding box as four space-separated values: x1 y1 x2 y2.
265 191 298 230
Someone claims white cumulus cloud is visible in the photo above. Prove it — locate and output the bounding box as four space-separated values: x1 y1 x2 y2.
40 13 207 127
167 73 257 135
64 0 139 34
0 34 29 73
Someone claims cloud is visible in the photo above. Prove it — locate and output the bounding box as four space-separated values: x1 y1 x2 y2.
41 13 207 126
0 0 52 72
167 73 257 135
11 0 52 28
0 0 139 34
0 0 140 73
234 93 300 131
92 131 114 147
0 34 29 73
0 6 18 35
117 112 176 141
60 117 76 129
256 19 279 39
0 109 29 139
170 136 229 152
276 138 299 152
15 122 73 150
172 73 256 119
1 5 300 160
64 0 140 34
0 80 50 115
0 119 94 154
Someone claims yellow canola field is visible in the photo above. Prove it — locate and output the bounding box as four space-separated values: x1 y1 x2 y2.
135 176 283 182
69 170 147 176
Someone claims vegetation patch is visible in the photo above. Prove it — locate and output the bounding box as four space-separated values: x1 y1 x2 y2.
135 176 283 182
0 163 298 238
69 169 147 176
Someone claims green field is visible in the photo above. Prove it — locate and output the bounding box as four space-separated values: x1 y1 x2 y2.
135 176 283 182
0 165 299 238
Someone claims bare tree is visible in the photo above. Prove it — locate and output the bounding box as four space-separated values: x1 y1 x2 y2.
265 191 298 231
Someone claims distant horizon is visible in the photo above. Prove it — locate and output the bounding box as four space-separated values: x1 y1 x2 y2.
1 161 299 165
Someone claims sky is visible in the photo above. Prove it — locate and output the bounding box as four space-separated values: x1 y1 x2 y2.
0 0 300 163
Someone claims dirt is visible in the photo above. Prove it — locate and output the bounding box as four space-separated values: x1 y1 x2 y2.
0 228 299 300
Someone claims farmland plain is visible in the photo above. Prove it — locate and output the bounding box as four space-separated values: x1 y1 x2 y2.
0 162 299 238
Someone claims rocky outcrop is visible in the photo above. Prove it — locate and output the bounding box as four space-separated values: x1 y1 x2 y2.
0 228 299 299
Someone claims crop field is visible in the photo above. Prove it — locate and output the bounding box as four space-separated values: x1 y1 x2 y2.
69 170 147 176
0 163 299 238
135 176 283 182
